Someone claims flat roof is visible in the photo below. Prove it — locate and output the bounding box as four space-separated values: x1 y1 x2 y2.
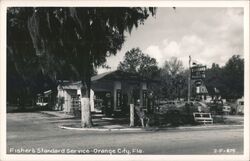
59 70 159 89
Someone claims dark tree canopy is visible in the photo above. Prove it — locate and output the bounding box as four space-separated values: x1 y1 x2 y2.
205 63 224 96
221 55 244 99
117 47 160 79
7 8 57 105
25 7 155 79
7 7 156 102
205 55 244 99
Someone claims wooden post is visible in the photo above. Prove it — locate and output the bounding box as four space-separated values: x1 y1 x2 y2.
188 55 191 103
130 104 134 127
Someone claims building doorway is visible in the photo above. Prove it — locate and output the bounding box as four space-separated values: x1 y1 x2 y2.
94 91 113 116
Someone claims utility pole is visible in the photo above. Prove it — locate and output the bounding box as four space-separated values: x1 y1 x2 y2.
188 55 191 103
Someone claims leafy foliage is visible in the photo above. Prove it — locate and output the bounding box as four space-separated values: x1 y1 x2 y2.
160 57 187 100
223 55 244 98
205 55 244 99
117 47 160 79
7 7 156 101
7 8 56 105
162 57 184 76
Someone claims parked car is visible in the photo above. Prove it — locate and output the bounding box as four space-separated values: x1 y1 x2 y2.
222 104 231 115
208 99 223 115
229 98 244 115
236 98 244 115
36 94 48 108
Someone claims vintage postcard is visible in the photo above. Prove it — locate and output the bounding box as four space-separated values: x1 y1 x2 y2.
0 0 249 161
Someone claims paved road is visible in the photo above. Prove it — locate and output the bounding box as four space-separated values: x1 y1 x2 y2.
7 112 243 155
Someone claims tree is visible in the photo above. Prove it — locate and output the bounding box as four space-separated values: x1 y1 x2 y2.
160 57 187 100
7 8 57 107
7 7 156 127
204 63 224 99
222 55 244 99
117 47 159 79
162 57 184 76
205 55 244 99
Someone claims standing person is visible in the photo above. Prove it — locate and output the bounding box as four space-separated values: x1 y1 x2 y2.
135 99 149 128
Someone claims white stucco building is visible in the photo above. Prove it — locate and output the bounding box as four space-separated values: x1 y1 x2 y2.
56 70 152 116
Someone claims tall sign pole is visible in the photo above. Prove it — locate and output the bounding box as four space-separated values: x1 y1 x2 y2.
188 55 191 103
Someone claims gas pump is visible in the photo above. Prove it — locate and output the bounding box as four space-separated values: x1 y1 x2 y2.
147 91 154 113
103 92 112 116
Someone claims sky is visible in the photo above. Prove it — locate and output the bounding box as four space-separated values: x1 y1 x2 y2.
97 7 244 74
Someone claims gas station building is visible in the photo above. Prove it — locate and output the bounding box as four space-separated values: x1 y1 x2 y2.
57 70 153 116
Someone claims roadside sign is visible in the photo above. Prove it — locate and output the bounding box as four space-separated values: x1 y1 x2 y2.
195 80 202 86
191 65 206 80
196 85 208 94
